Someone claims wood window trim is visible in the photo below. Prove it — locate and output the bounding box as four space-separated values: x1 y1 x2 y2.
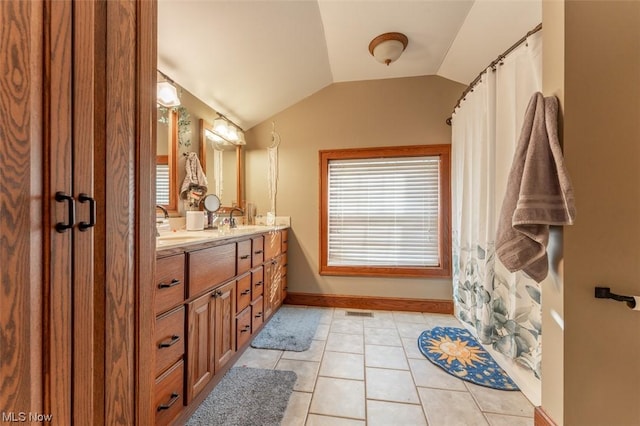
319 144 451 278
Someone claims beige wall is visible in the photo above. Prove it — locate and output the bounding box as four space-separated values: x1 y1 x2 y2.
541 0 565 423
560 1 640 425
245 76 464 300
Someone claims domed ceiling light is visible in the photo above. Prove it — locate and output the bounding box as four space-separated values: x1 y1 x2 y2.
368 32 409 66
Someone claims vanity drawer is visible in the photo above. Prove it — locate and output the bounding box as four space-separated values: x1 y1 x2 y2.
188 243 236 297
251 236 264 267
236 273 252 313
251 266 264 300
251 296 264 331
281 229 288 253
237 239 252 275
154 360 184 426
264 230 282 261
154 306 185 378
155 254 185 315
236 307 252 349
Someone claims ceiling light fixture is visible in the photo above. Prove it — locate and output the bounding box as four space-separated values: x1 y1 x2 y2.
207 113 246 146
368 32 409 66
157 70 181 107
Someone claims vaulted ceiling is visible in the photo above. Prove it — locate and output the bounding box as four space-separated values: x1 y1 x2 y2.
158 0 541 130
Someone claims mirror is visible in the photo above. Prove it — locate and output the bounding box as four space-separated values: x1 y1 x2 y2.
199 119 244 208
156 107 178 214
155 80 244 216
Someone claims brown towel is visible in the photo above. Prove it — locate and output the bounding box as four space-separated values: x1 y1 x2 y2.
495 92 575 282
180 152 208 206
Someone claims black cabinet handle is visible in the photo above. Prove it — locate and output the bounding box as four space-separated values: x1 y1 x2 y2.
211 289 223 298
254 249 263 254
240 325 251 333
157 393 180 411
254 312 262 318
255 281 263 287
158 279 180 289
158 335 181 348
55 192 76 233
239 254 250 260
240 289 251 296
78 193 96 231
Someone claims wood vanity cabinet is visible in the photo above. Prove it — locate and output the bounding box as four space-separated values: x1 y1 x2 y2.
264 230 289 319
155 228 288 424
187 279 236 404
153 254 187 426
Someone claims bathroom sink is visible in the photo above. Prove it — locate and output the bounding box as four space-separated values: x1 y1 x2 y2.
156 231 210 247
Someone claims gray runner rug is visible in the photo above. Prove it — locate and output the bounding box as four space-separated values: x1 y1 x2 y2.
185 367 297 426
251 306 323 351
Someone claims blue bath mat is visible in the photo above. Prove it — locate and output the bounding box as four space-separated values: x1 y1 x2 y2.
418 326 519 391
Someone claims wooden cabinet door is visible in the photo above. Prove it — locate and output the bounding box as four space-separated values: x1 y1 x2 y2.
264 230 282 261
264 261 275 319
214 281 237 372
187 292 216 403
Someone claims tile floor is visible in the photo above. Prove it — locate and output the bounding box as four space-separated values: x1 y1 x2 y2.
233 305 534 426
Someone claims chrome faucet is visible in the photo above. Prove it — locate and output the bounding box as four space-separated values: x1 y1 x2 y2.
156 205 169 219
156 205 169 237
229 207 244 229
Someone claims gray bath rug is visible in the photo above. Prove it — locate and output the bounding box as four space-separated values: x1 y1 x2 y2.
251 306 323 351
185 367 297 426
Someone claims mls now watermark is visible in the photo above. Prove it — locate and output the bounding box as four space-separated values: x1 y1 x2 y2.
2 412 53 422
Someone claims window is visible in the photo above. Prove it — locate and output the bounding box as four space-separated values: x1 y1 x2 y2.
319 145 451 278
156 162 170 205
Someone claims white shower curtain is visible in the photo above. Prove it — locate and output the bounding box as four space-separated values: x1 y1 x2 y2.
452 31 543 377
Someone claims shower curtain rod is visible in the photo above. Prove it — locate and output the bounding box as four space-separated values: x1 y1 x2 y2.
445 23 542 126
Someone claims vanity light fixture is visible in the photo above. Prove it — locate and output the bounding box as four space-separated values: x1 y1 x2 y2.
156 70 181 107
210 113 246 146
368 32 409 66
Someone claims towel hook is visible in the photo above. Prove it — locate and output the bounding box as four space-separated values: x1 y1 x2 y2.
594 286 636 309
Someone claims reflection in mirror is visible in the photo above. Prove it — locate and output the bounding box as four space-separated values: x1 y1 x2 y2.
156 108 178 214
199 119 243 208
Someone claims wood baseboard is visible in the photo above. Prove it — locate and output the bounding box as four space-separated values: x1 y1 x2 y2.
284 292 454 314
534 406 557 426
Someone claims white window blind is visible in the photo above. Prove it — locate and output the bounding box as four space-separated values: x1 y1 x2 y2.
156 164 170 205
327 156 440 267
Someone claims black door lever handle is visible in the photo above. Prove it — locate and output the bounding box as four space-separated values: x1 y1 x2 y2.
55 192 76 233
78 193 96 231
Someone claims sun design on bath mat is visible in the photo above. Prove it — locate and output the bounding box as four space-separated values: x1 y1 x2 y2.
425 335 486 367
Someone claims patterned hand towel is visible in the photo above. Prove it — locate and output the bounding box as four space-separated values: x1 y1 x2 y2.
495 92 576 282
180 152 208 205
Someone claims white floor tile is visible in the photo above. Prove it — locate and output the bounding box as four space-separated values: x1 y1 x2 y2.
485 413 534 426
325 333 364 354
330 319 364 335
282 391 312 426
319 351 364 380
408 358 467 391
276 359 320 392
418 387 488 426
465 382 534 417
309 377 366 419
364 327 402 346
401 337 424 359
234 347 282 369
393 311 428 324
366 400 427 426
365 367 420 404
313 323 330 340
305 414 365 426
365 345 409 370
396 322 430 339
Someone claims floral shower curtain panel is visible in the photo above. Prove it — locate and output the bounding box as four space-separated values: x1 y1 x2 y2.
451 31 543 377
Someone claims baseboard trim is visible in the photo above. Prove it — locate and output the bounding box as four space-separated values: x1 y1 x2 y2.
534 406 557 426
284 292 453 314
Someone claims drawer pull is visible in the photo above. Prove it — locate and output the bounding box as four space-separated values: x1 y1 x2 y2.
255 281 263 287
158 335 181 348
239 254 250 260
157 392 180 411
240 289 251 296
211 289 223 298
254 312 263 318
240 325 251 333
158 278 181 289
254 249 263 254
